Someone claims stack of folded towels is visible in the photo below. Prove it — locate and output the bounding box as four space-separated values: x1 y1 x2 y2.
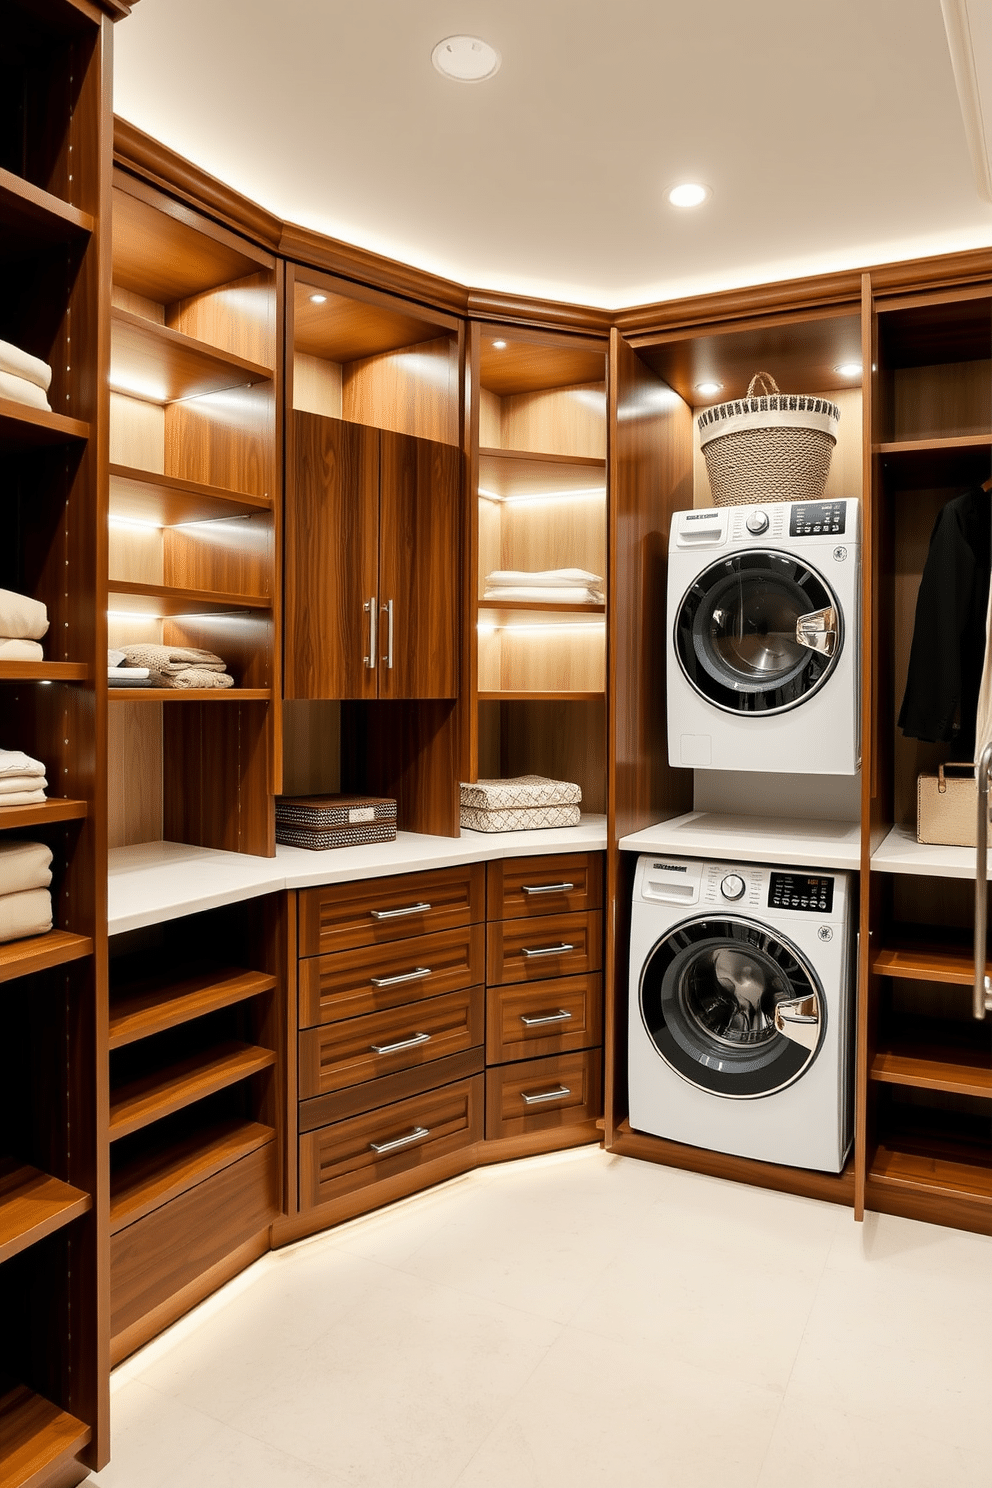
0 840 54 943
460 775 582 833
0 337 53 412
0 749 48 806
0 587 48 661
483 568 604 604
109 644 234 689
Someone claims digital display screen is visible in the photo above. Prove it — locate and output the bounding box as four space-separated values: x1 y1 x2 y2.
790 501 846 537
768 872 834 913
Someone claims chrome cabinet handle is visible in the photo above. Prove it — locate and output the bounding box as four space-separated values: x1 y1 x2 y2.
363 597 377 669
773 995 821 1051
369 1125 430 1154
381 598 394 669
521 1085 571 1105
371 1031 431 1055
520 1009 572 1027
370 902 431 920
522 882 575 896
370 967 431 987
796 605 838 657
522 943 575 958
974 741 992 1020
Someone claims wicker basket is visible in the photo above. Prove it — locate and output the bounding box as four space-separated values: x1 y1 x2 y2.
698 372 840 507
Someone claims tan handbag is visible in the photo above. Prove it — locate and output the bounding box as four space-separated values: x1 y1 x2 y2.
917 764 980 847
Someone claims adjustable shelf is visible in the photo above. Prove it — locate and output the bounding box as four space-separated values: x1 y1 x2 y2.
0 1162 91 1265
0 168 93 257
107 580 271 616
0 800 86 831
109 1042 278 1142
871 1019 992 1099
0 932 92 986
110 309 273 404
108 688 272 702
869 1140 992 1208
0 663 88 683
876 433 992 488
109 967 277 1049
109 1119 274 1234
869 937 988 985
479 690 605 702
0 401 88 450
479 601 606 615
0 1384 90 1488
109 464 273 525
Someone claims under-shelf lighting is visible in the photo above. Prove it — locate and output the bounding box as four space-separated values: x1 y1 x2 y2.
108 515 162 532
478 486 606 506
492 340 507 350
108 609 162 620
695 381 723 396
478 620 606 636
309 294 327 304
835 362 862 378
668 182 710 208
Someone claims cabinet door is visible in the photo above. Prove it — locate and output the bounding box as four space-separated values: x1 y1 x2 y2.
285 413 379 699
377 430 460 699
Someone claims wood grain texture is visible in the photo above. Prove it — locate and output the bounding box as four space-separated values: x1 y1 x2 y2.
169 271 276 370
292 353 342 418
486 853 603 919
343 337 459 447
0 1162 91 1265
163 510 273 600
111 308 272 402
299 1048 485 1132
871 1038 991 1098
165 383 274 500
0 798 87 831
484 1048 602 1140
478 337 606 398
109 1121 274 1233
477 698 607 815
0 1385 90 1488
341 698 461 837
478 620 605 695
163 700 274 856
108 968 276 1048
870 941 991 985
294 280 451 365
891 359 991 442
487 910 603 986
485 974 603 1064
109 391 163 471
298 923 485 1029
112 181 271 304
497 382 607 459
298 862 484 956
106 701 159 851
0 931 93 985
108 1042 277 1141
279 700 341 796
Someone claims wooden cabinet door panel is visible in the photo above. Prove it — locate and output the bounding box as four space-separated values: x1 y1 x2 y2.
298 862 484 956
298 922 485 1028
486 973 603 1064
299 987 484 1098
286 412 378 699
485 1050 602 1141
487 911 603 986
487 853 604 920
377 430 460 700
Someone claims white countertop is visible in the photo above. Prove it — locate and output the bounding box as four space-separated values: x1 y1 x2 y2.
108 816 608 935
618 811 863 871
869 823 989 881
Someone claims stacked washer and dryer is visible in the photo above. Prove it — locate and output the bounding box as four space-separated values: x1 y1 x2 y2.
628 498 860 1172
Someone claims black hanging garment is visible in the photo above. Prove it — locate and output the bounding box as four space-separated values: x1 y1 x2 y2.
898 487 992 754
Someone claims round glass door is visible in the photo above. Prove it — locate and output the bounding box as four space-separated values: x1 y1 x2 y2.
674 551 842 714
639 916 824 1098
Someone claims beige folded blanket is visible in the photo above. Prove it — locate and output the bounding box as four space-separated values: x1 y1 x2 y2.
0 749 45 778
169 668 234 689
0 590 49 641
0 888 53 943
0 788 47 806
0 840 53 894
0 338 53 391
119 644 226 676
0 639 44 660
0 370 51 411
485 568 604 588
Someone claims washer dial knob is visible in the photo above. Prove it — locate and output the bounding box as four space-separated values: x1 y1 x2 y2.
720 873 746 901
745 509 769 535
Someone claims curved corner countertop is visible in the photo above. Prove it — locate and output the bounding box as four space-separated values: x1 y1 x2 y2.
108 816 609 936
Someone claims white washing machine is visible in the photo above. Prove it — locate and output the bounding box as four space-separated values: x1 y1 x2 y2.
627 855 853 1172
667 498 861 774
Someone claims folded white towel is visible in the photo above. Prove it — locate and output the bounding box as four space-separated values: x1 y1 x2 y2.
0 887 53 943
0 840 53 895
0 590 49 641
483 586 604 605
0 338 53 392
0 639 44 661
0 788 47 806
485 568 604 588
0 749 45 778
0 370 51 411
0 776 48 797
108 649 126 667
108 666 150 680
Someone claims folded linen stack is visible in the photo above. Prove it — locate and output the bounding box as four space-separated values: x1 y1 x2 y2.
112 644 235 689
0 587 49 662
483 568 605 604
0 749 48 806
0 840 54 943
0 337 53 412
460 774 582 833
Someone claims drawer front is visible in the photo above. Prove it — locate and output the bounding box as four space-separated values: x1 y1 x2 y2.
485 1049 602 1141
299 922 485 1029
299 987 484 1099
487 910 602 986
298 863 485 956
486 973 603 1064
488 853 604 920
299 1075 483 1209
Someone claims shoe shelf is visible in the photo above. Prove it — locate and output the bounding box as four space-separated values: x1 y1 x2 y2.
0 1162 91 1266
109 1042 278 1143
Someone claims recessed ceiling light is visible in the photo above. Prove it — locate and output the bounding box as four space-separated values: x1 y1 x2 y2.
695 381 722 396
492 339 507 350
835 362 862 377
432 36 501 83
669 183 710 208
309 293 327 304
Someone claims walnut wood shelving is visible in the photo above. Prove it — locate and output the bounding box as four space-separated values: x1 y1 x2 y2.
109 463 273 525
869 940 989 985
478 691 605 702
871 1019 992 1098
109 967 277 1049
107 580 272 616
0 799 87 830
868 1140 992 1207
109 1042 278 1143
0 401 89 449
110 309 273 403
109 1119 275 1234
0 1385 91 1488
478 601 606 615
108 688 272 702
0 931 93 986
0 662 88 682
479 447 606 467
0 1162 91 1266
0 166 94 250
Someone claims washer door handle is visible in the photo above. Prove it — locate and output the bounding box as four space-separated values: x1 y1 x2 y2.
795 605 838 657
774 994 821 1051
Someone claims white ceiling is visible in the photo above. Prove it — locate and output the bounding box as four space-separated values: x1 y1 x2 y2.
113 0 992 311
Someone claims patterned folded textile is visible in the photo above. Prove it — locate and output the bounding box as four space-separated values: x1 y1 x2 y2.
460 775 582 809
118 644 226 676
485 568 604 589
460 804 582 833
0 840 53 895
0 639 44 660
0 749 45 778
0 788 47 805
0 589 49 640
0 775 48 796
0 887 53 943
0 369 51 411
0 338 53 391
168 668 234 689
482 586 604 604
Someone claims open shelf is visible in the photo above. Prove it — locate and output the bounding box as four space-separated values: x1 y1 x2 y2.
0 167 93 257
109 464 273 525
479 601 606 615
109 1119 275 1234
0 1162 91 1265
871 823 989 880
0 799 86 831
869 1139 992 1207
876 433 992 455
479 690 605 702
0 400 88 450
109 1042 278 1142
620 812 863 871
869 937 986 985
108 688 271 702
0 931 92 986
0 662 87 683
0 1383 91 1488
871 1019 992 1098
113 188 270 305
107 580 271 616
109 967 277 1049
110 309 273 404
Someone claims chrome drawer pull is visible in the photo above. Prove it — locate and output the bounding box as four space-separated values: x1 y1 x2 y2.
522 943 575 958
522 882 575 895
363 597 377 670
370 966 431 987
520 1009 573 1027
521 1085 571 1105
369 1125 430 1154
371 1031 431 1055
370 902 431 920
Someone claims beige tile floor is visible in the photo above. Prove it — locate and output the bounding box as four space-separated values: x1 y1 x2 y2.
89 1146 992 1488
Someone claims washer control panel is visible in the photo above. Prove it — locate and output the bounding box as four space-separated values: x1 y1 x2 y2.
745 509 769 535
719 873 746 900
768 871 835 913
789 500 846 537
701 862 764 910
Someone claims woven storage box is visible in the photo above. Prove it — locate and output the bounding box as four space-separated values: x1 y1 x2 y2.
917 765 979 848
275 794 396 850
459 775 581 833
461 803 582 833
698 371 840 507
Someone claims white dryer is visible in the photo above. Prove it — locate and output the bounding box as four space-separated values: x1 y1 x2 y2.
627 855 853 1172
667 498 861 774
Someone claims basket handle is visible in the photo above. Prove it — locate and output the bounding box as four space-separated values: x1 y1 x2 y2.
746 371 780 397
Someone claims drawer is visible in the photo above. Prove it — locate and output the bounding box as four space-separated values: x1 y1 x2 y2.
487 910 602 986
298 863 485 956
299 1074 484 1209
299 922 485 1029
299 987 484 1099
486 973 603 1064
487 853 603 920
485 1049 602 1141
